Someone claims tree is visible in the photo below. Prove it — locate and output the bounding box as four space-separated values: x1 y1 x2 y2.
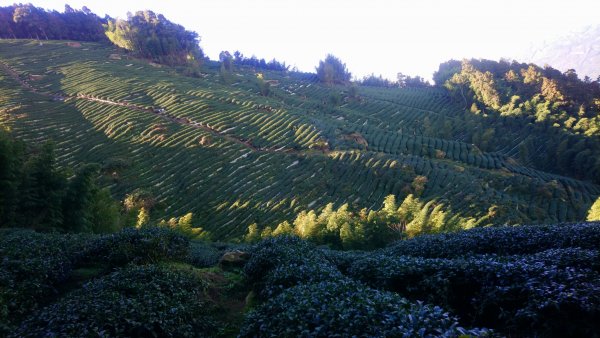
273 221 293 236
244 223 260 242
316 54 351 85
17 142 67 230
62 164 101 232
588 197 600 221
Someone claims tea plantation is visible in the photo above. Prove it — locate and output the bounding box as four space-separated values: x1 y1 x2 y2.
1 40 598 240
2 221 599 336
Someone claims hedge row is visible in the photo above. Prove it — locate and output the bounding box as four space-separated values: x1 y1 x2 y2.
241 236 491 336
385 222 600 258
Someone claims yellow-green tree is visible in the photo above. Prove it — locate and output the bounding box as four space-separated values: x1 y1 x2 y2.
588 197 600 221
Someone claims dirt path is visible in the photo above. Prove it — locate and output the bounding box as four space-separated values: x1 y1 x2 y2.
0 60 310 156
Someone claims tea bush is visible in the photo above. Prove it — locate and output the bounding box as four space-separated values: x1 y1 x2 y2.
239 280 492 337
14 265 216 337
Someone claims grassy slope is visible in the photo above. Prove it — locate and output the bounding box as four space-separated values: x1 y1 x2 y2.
1 40 598 240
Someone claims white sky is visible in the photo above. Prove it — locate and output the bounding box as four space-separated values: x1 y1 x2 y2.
5 0 600 80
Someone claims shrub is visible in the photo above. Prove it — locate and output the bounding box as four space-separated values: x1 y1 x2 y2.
14 265 217 337
261 260 344 298
244 236 344 298
347 249 600 336
239 280 491 337
0 229 87 333
385 222 600 258
243 236 320 284
186 241 223 268
80 227 189 267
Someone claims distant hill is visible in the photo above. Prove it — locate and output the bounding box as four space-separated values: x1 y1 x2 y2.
524 25 600 80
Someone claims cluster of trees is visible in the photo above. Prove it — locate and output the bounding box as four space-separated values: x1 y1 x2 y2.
434 59 600 183
316 54 352 85
105 10 204 66
0 4 107 41
244 194 489 249
232 51 289 71
0 128 211 238
0 5 205 68
0 128 119 233
358 73 430 88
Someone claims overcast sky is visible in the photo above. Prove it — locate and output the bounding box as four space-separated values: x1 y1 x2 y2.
7 0 599 80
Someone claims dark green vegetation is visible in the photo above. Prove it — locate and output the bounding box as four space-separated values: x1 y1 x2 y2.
0 4 202 68
0 129 120 232
1 40 599 241
0 227 247 336
104 10 204 67
0 4 106 42
436 59 600 183
3 222 599 336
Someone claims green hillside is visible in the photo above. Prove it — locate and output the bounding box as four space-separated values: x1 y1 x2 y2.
1 40 599 240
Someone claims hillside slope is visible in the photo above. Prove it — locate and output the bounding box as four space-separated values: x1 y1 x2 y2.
1 40 599 239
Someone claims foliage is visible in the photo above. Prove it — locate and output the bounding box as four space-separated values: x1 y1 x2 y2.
358 73 396 87
385 221 600 258
316 54 351 85
0 4 107 41
233 50 289 71
0 229 86 333
347 247 600 337
241 236 490 336
589 197 600 221
104 10 203 66
239 280 491 337
251 194 486 249
14 265 217 337
436 58 600 183
157 212 212 240
79 227 190 267
0 129 122 233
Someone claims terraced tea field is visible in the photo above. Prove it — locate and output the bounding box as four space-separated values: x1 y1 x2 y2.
1 40 598 239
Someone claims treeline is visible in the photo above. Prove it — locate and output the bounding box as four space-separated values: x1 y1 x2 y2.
358 72 430 88
232 51 289 71
0 4 107 41
434 59 600 183
0 5 204 68
244 194 491 249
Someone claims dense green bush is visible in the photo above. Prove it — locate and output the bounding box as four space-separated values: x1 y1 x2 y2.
385 222 600 258
348 249 600 336
244 235 321 284
320 248 368 274
14 265 216 337
0 229 87 333
239 280 492 337
186 241 223 268
244 236 345 298
80 227 189 267
261 260 344 298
